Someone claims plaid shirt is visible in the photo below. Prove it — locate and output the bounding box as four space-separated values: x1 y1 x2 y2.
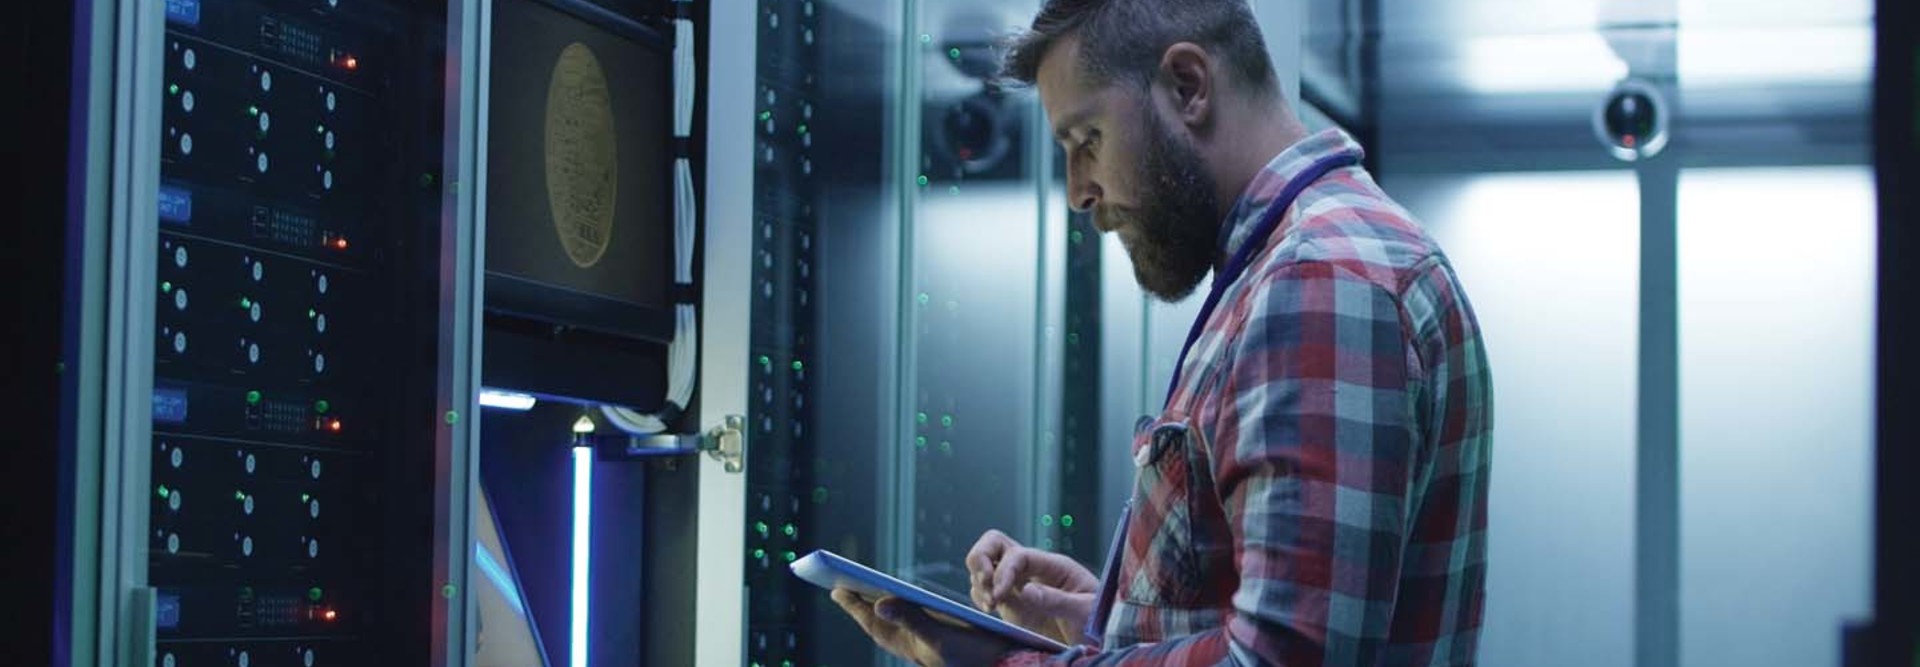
998 129 1493 666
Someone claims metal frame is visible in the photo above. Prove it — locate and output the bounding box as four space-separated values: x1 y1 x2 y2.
1869 1 1919 663
100 0 163 662
66 0 121 663
695 0 755 664
442 0 488 663
1030 91 1065 553
886 0 924 593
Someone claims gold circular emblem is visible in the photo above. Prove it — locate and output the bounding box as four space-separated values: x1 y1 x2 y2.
544 42 617 268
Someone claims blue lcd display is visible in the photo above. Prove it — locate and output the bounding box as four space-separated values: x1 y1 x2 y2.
158 186 192 225
156 593 182 630
164 0 200 26
152 386 189 424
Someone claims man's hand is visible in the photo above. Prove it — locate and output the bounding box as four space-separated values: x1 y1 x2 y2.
832 588 1014 667
965 530 1098 646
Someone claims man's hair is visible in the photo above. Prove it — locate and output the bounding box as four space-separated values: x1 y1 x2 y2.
999 0 1278 97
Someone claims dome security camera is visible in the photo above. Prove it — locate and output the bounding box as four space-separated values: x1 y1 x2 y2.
1594 78 1670 162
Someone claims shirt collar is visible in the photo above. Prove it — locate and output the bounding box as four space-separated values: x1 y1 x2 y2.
1215 128 1367 263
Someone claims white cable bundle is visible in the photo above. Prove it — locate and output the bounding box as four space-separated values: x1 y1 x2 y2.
604 13 698 435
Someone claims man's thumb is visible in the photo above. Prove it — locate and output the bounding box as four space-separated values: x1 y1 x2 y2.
1010 582 1080 617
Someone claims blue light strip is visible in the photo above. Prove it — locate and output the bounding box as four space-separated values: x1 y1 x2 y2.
571 445 592 667
472 543 527 617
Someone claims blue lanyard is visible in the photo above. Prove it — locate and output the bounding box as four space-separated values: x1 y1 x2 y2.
1162 153 1361 409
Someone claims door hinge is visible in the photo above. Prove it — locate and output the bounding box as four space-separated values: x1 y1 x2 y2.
697 414 746 473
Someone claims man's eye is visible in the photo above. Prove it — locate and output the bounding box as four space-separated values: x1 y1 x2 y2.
1078 134 1099 159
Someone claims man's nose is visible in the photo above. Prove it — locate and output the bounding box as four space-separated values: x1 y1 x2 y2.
1074 190 1098 213
1068 174 1100 214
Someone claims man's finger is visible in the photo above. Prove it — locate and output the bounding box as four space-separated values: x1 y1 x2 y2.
967 530 1016 610
990 549 1033 603
965 531 1015 581
833 588 904 647
875 597 957 645
1009 581 1086 619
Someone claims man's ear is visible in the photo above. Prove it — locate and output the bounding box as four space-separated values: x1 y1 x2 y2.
1158 42 1213 129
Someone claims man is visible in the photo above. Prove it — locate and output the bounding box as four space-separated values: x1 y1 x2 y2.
833 0 1492 664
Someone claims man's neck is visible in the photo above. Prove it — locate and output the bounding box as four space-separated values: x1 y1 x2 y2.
1211 99 1310 223
1208 97 1310 270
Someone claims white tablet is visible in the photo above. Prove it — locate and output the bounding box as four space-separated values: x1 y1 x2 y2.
790 549 1071 653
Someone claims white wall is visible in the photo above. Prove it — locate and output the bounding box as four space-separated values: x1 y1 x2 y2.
1389 171 1643 667
1676 166 1875 667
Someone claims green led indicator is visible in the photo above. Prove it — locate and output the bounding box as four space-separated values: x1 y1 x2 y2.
1068 332 1080 346
916 175 929 187
234 490 246 501
941 414 954 428
920 33 933 44
1041 514 1053 527
782 551 797 563
759 110 772 121
314 400 330 414
308 587 324 602
1071 229 1084 245
948 48 962 60
239 297 252 309
168 84 180 95
302 493 310 502
308 309 317 319
246 390 261 405
939 440 953 455
782 523 796 537
1061 514 1075 528
753 548 767 560
248 105 259 116
791 360 804 372
157 485 170 499
755 521 769 537
917 292 930 305
315 124 325 134
916 412 928 425
783 661 795 667
797 123 809 135
812 486 829 504
915 436 927 449
759 355 771 367
160 281 172 293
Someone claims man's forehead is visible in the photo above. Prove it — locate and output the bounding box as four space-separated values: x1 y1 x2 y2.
1035 36 1107 141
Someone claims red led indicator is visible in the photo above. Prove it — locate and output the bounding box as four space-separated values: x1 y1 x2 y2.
1623 135 1637 148
343 56 358 71
328 419 342 432
333 238 348 250
323 609 338 621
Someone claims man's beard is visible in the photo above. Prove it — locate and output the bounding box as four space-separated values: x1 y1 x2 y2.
1096 109 1222 302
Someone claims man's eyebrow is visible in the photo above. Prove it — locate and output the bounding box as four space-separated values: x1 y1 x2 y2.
1051 108 1094 144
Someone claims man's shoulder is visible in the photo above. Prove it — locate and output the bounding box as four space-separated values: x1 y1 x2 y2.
1255 178 1442 299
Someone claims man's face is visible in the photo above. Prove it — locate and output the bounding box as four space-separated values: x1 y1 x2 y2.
1037 37 1221 302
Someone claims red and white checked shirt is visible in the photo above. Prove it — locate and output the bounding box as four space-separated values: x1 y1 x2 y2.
998 129 1493 666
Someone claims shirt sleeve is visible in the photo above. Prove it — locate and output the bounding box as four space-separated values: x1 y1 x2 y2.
993 260 1425 667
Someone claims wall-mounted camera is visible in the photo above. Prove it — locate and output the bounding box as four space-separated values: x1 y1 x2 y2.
929 90 1016 177
1593 78 1670 162
923 13 1027 181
